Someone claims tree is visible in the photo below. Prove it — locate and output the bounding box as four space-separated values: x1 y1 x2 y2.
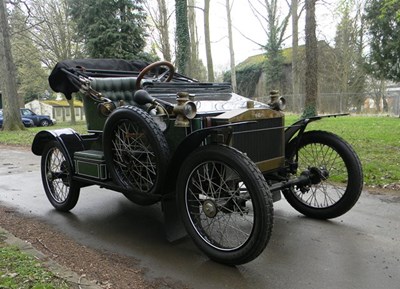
333 0 366 113
291 0 301 103
144 0 172 62
0 0 24 130
364 0 400 82
368 76 386 113
145 0 206 79
303 0 318 118
69 0 149 60
10 5 48 103
27 0 84 69
204 0 214 82
26 0 86 124
188 0 206 80
226 0 237 92
248 0 291 92
175 0 190 74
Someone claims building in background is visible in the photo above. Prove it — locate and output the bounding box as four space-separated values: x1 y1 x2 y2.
25 99 85 123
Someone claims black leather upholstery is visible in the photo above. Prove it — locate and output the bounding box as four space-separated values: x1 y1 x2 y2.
90 77 137 105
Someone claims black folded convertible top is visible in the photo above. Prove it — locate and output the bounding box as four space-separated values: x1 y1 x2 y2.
48 59 149 99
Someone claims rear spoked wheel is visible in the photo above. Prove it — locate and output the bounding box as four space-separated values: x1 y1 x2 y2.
41 141 80 211
177 145 273 265
103 106 170 205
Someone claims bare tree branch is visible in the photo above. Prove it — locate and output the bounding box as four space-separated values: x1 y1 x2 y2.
232 24 265 48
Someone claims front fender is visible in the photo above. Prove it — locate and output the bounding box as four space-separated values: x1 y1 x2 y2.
285 113 349 144
166 122 253 190
31 128 85 157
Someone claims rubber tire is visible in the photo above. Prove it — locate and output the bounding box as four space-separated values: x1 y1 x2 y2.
284 130 363 219
40 119 50 126
41 141 80 211
103 106 170 206
177 145 273 265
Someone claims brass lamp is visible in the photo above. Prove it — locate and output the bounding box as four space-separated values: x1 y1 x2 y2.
173 92 197 127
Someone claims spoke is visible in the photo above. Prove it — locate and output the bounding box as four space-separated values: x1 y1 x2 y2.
45 147 70 203
201 212 252 247
294 142 349 208
186 160 255 250
111 120 157 191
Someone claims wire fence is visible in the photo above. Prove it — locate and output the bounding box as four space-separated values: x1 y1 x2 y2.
257 92 400 116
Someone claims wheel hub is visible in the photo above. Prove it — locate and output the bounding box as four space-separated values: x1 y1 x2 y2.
309 166 329 184
60 161 70 186
47 171 54 181
203 200 218 218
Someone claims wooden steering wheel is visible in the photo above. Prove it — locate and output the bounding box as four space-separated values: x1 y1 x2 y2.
135 61 175 90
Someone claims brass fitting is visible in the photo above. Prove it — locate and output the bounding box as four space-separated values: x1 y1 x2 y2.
173 92 197 127
268 90 286 111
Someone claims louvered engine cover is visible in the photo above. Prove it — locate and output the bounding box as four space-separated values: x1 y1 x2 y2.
212 108 285 173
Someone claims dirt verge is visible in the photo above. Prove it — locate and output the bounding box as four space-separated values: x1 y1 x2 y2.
0 205 189 289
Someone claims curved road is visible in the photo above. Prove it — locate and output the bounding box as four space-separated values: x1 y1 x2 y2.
0 146 399 289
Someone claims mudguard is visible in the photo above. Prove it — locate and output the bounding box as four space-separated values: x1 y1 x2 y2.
285 113 349 144
163 121 254 242
166 122 253 189
31 128 85 163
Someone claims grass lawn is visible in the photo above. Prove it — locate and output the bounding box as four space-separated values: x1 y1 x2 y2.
0 115 399 188
0 122 87 146
285 114 400 189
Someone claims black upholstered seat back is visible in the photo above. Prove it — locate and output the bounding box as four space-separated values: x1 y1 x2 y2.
81 77 138 132
90 77 137 105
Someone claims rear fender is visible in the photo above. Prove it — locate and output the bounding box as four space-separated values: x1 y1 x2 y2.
31 129 85 166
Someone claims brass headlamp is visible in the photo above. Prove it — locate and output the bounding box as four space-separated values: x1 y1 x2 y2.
173 92 197 127
133 90 197 128
268 90 286 111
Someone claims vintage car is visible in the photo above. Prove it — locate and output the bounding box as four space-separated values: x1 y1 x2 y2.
31 59 363 265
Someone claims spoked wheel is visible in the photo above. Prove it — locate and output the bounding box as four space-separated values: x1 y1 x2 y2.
41 141 80 211
177 145 273 265
285 130 363 219
103 106 170 205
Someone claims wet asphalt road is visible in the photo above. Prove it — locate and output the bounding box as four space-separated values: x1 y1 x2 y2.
0 146 399 289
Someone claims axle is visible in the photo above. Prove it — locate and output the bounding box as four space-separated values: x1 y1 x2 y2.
269 167 329 192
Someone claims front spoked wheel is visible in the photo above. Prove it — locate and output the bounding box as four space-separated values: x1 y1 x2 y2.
285 130 363 219
177 145 273 265
41 141 80 211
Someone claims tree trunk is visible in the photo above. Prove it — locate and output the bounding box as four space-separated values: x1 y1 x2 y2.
175 0 190 75
226 0 237 92
68 98 76 125
188 0 200 79
377 78 386 113
291 0 300 111
158 0 172 62
204 0 214 82
355 8 366 113
303 0 318 118
0 0 24 130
